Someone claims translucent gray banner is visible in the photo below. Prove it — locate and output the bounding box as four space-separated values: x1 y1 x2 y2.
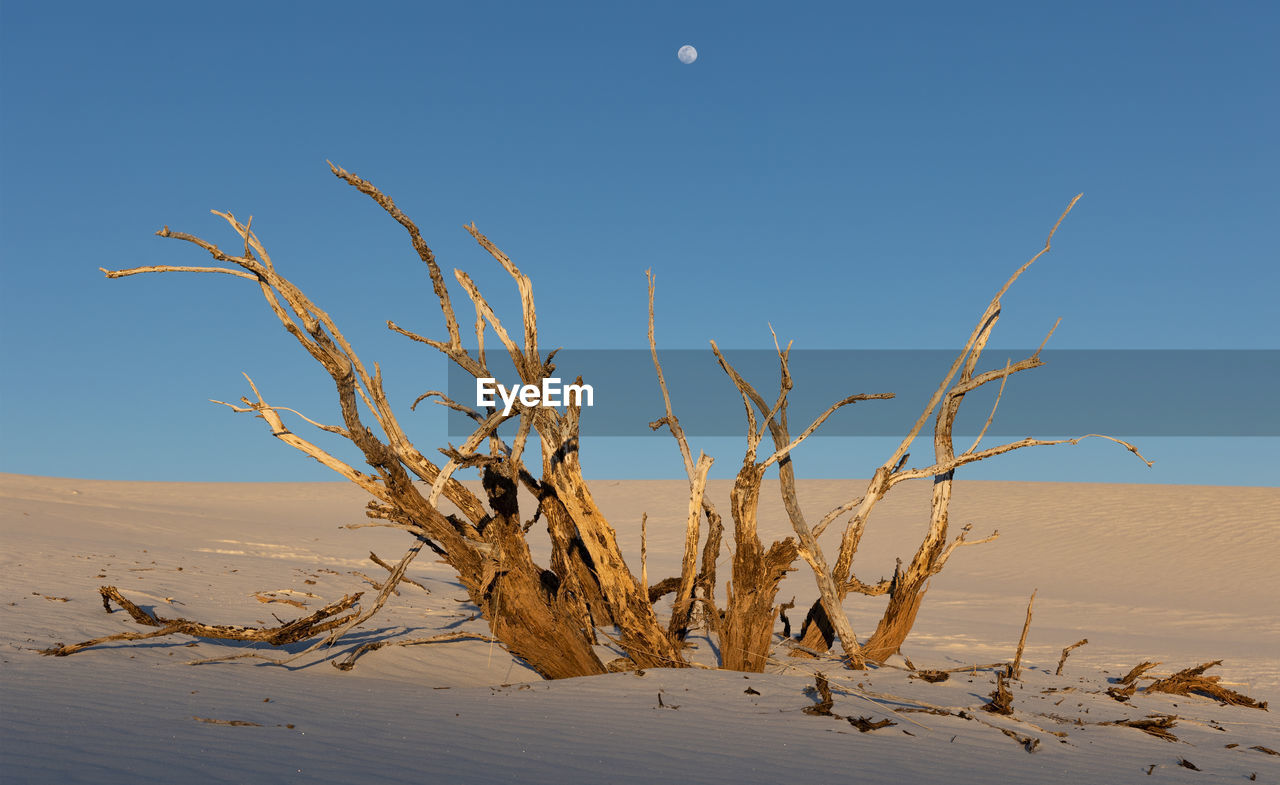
446 350 1278 438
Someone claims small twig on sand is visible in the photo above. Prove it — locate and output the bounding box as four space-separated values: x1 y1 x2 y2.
1055 638 1088 676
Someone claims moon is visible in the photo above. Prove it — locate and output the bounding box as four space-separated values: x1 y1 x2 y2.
677 45 697 64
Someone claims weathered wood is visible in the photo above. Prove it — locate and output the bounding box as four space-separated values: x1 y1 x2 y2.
983 672 1014 715
710 341 878 669
1145 661 1268 709
1055 638 1088 676
42 587 363 656
668 454 713 638
719 459 799 672
793 196 1148 664
1011 589 1037 680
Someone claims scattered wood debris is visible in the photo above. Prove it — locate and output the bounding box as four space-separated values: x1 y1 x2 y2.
1107 661 1160 702
798 673 896 732
1102 714 1179 742
252 592 307 609
983 672 1014 716
193 716 262 727
803 672 836 717
1118 661 1161 685
1145 661 1268 709
848 716 896 732
995 725 1040 753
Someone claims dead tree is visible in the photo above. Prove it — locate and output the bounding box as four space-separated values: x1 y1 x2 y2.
791 194 1151 665
56 166 1144 679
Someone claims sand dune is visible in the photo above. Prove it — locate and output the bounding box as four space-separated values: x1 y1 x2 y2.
2 473 1277 783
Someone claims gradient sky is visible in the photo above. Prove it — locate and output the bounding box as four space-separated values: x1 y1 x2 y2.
1 1 1276 485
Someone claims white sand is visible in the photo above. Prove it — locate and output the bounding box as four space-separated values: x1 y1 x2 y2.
2 473 1277 783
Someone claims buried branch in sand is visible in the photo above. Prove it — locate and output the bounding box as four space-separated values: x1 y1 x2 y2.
41 586 362 656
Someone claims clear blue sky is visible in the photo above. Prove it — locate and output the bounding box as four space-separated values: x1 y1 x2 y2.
1 1 1276 485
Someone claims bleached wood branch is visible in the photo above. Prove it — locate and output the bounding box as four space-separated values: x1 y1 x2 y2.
328 161 463 350
99 264 260 281
761 392 894 470
1012 589 1037 680
466 223 539 373
41 586 363 656
669 453 713 637
333 631 502 671
709 335 887 668
646 270 696 480
889 433 1153 485
934 523 1000 573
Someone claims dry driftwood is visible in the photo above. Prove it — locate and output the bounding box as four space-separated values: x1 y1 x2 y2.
1105 660 1160 701
709 337 888 670
1145 661 1268 709
848 716 897 732
1102 714 1180 742
1055 638 1088 676
803 672 837 716
1011 589 1036 680
333 631 501 671
983 672 1015 716
42 586 362 656
1119 661 1161 686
